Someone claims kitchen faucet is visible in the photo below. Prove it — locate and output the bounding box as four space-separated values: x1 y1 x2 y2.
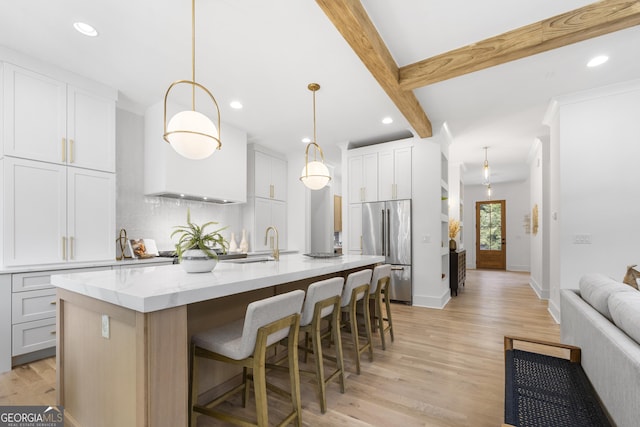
264 226 280 261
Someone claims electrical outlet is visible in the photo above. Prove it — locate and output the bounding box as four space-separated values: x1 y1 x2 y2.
101 314 110 339
573 234 592 244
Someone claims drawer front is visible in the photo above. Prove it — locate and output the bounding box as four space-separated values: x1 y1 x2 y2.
12 272 54 292
12 289 57 324
12 266 111 292
12 318 56 356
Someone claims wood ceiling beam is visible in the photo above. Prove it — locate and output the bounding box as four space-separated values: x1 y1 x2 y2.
315 0 433 138
399 0 640 90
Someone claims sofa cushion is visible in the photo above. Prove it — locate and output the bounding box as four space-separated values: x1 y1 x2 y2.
608 292 640 345
579 274 637 321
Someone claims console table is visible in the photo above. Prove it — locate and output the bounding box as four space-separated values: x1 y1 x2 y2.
449 249 466 296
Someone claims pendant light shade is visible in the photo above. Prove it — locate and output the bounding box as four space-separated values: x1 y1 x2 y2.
300 83 331 190
163 0 221 160
482 146 490 184
300 143 331 190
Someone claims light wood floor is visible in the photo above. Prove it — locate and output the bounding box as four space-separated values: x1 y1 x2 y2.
0 269 559 426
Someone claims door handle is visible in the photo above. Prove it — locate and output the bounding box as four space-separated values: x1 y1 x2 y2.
61 138 67 162
69 139 75 163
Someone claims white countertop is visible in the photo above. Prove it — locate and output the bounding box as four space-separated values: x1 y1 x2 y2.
51 254 384 313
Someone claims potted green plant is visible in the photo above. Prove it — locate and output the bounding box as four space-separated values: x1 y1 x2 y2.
171 209 228 273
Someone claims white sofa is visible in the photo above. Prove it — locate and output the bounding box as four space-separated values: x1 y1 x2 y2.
560 274 640 427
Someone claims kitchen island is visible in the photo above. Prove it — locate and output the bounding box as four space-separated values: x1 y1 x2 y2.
52 253 383 427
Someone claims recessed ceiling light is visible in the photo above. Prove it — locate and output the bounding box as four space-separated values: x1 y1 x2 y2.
587 55 608 68
302 137 311 143
230 101 243 109
73 22 98 37
382 117 393 124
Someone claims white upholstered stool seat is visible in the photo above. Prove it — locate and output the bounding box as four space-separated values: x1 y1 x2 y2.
297 277 345 413
369 264 395 350
189 289 305 427
340 269 373 375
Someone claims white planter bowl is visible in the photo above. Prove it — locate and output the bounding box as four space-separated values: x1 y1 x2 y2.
180 249 218 273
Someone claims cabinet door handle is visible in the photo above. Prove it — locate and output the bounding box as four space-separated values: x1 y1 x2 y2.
50 330 57 335
69 139 75 163
62 237 67 260
360 187 364 202
61 138 67 162
50 300 57 305
270 184 274 199
70 236 75 260
360 235 363 251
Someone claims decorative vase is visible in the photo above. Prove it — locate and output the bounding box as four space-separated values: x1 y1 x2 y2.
180 249 218 273
229 232 238 253
239 229 249 253
449 239 457 251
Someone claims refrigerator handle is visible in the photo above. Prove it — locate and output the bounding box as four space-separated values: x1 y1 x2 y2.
386 209 391 257
381 209 385 256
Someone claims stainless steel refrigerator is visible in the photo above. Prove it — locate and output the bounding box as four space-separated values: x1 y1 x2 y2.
362 199 412 304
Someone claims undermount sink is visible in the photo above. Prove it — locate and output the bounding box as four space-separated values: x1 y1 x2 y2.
223 256 275 264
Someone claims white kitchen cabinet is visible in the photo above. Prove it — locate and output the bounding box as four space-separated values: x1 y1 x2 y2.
1 157 115 266
2 63 115 172
347 203 362 254
248 198 287 252
378 146 412 200
348 152 377 203
249 147 287 201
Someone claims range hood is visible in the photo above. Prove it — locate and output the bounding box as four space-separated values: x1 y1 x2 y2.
144 101 247 204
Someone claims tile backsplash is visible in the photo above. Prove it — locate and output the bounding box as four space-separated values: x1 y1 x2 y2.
116 109 244 252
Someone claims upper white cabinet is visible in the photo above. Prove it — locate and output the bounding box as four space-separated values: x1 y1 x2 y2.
2 63 115 172
144 101 247 204
348 140 413 203
378 146 412 200
249 146 287 201
0 53 117 268
244 144 288 252
348 152 378 203
1 158 115 266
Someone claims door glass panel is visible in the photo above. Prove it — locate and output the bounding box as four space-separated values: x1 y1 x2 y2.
479 202 502 251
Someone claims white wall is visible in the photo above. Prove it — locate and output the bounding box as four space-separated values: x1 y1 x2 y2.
529 138 548 299
116 109 244 251
546 79 640 320
463 181 531 271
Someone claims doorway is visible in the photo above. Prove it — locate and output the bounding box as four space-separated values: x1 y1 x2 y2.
476 200 506 269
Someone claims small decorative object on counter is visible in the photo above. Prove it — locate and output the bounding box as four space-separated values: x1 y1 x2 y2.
115 228 132 260
171 209 228 273
229 232 238 253
239 229 249 253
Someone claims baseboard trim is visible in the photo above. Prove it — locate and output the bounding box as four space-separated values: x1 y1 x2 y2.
548 299 561 324
412 289 451 309
529 277 550 300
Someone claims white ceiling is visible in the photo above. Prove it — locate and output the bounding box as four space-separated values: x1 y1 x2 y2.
2 0 640 185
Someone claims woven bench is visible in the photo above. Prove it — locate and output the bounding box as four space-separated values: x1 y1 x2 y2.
503 336 612 427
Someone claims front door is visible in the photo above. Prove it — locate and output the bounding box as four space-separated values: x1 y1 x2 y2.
476 200 506 269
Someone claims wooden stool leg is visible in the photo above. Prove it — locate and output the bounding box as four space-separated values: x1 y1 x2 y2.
362 297 374 362
312 323 327 413
377 296 386 350
253 354 269 427
349 301 362 375
242 366 249 408
332 308 346 394
288 324 302 427
385 288 394 342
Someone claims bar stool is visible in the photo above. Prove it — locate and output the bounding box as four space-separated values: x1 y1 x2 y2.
369 264 394 350
297 277 345 413
189 290 305 427
340 269 373 375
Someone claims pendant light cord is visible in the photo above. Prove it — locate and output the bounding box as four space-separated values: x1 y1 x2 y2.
312 88 317 161
191 0 196 111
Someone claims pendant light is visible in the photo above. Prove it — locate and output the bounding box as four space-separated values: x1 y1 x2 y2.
300 83 331 190
482 146 490 184
487 183 492 198
163 0 221 160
